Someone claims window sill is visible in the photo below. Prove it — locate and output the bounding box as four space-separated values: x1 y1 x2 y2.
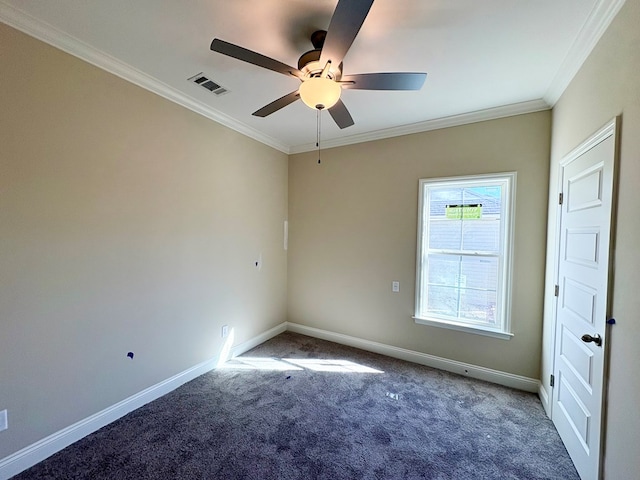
413 316 513 340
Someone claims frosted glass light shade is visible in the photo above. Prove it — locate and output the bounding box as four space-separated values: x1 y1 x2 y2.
299 77 341 110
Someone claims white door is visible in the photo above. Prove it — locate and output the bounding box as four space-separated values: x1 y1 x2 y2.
552 118 618 480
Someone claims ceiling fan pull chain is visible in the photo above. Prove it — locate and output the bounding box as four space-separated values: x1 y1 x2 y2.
317 107 322 164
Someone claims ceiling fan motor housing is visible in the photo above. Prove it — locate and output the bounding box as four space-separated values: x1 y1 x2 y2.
298 50 343 80
298 31 342 80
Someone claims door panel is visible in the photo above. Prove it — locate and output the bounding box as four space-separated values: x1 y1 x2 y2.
567 164 603 211
562 277 597 325
565 228 599 267
557 372 591 449
559 324 594 389
552 118 618 480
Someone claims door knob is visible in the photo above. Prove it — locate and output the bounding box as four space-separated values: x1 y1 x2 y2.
581 333 602 347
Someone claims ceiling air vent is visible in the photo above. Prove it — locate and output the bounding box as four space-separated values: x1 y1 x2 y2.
188 73 229 96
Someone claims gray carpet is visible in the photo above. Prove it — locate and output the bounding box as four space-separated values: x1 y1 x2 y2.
13 332 579 479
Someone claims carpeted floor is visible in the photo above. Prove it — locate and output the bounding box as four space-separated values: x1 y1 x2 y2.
13 332 579 479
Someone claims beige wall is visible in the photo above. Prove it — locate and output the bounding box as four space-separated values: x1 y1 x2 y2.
5 0 638 475
541 0 640 477
288 111 551 379
0 23 288 458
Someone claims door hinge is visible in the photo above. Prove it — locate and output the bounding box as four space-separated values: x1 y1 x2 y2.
554 285 559 297
550 374 555 387
558 192 563 205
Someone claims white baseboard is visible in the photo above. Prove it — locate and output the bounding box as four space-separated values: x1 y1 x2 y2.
230 322 287 358
1 321 539 479
0 356 219 479
286 322 540 393
538 383 551 417
0 323 286 480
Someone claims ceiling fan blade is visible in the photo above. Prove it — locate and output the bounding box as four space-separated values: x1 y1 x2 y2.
319 0 374 67
328 99 355 129
341 72 427 90
252 91 301 117
211 39 302 79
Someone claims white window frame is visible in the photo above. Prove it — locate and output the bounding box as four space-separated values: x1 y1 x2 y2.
414 172 516 339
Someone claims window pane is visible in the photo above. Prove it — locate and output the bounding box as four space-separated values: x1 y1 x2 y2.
461 219 500 252
425 254 498 325
427 185 503 252
425 284 458 317
429 219 461 250
459 287 498 325
427 254 461 287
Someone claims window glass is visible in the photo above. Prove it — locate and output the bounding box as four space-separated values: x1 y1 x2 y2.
415 174 515 338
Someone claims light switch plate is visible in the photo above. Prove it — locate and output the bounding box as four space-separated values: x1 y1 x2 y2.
392 281 400 292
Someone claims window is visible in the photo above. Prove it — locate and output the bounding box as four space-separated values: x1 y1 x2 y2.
414 173 516 339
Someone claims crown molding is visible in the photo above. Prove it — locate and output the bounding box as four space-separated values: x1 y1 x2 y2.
544 0 627 105
0 2 290 154
289 99 550 154
2 0 623 155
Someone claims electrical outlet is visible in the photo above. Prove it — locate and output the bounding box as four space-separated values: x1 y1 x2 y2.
221 325 229 338
0 410 7 432
392 281 400 292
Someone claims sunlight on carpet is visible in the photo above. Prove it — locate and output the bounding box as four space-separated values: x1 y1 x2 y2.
220 356 384 373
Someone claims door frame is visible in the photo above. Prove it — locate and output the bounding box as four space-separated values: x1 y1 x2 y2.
548 116 620 479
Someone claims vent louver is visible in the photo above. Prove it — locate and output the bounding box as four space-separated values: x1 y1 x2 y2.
188 73 229 96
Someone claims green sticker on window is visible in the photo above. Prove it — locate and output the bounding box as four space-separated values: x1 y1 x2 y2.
445 204 482 219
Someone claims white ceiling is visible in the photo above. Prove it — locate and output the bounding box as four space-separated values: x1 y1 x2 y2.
0 0 625 153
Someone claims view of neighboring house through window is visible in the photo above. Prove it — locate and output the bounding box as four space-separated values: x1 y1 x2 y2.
414 173 516 339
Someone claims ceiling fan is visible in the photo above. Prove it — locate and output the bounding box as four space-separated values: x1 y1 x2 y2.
210 0 427 129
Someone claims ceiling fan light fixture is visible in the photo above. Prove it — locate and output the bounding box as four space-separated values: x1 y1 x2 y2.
299 77 341 110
